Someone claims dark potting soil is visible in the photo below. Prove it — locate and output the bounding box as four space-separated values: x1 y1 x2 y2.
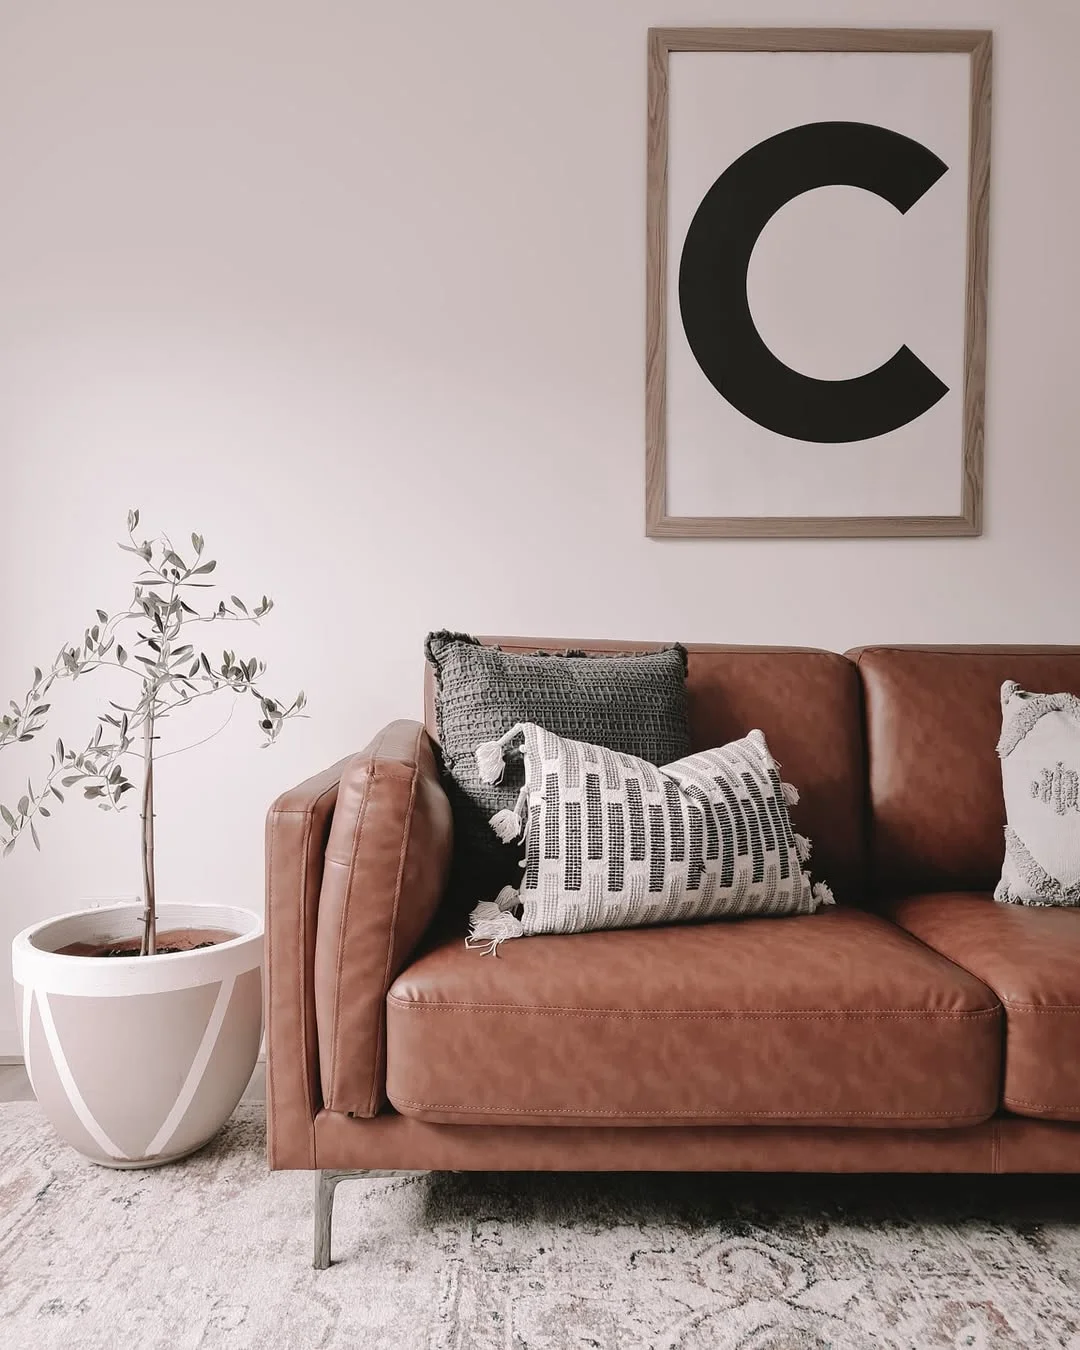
55 927 238 959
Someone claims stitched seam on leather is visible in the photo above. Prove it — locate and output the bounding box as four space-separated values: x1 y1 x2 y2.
388 1096 993 1119
266 811 282 1164
366 726 423 1117
496 643 845 661
386 999 998 1020
326 751 383 1109
327 728 388 1111
298 809 315 1166
857 647 1080 658
268 785 337 1169
1004 1096 1080 1111
1003 1003 1080 1013
991 1118 1001 1173
270 807 320 1165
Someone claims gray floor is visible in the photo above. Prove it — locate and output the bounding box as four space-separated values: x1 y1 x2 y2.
0 1060 266 1103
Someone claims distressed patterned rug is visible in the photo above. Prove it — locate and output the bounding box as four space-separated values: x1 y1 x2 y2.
1 1103 1078 1349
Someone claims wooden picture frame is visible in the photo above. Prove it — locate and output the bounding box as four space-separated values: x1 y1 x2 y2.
645 28 992 538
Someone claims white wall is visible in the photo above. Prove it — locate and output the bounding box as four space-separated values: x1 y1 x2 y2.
1 0 1078 1054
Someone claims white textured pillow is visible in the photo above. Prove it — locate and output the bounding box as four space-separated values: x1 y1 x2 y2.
466 722 833 950
996 681 1080 907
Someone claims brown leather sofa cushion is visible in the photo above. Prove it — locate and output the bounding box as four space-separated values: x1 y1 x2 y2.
429 641 866 900
313 721 454 1117
851 646 1080 893
385 907 1001 1128
886 892 1080 1122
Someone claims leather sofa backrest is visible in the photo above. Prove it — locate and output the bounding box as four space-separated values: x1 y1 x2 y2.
850 646 1080 895
425 638 866 902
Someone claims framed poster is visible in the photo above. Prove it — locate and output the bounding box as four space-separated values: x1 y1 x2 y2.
646 28 992 538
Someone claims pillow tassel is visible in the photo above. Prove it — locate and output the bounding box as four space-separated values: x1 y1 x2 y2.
475 723 525 785
794 832 812 863
489 809 522 843
782 780 800 807
465 886 524 955
489 783 528 843
812 881 835 908
474 739 507 784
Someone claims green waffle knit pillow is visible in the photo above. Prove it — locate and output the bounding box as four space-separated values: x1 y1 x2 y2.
424 634 689 892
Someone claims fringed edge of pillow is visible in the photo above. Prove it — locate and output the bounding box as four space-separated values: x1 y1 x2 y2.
465 885 525 956
465 723 836 953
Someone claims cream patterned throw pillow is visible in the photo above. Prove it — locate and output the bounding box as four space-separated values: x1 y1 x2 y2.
466 722 834 950
996 681 1080 907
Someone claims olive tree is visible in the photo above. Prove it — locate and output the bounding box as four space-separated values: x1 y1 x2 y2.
0 510 305 954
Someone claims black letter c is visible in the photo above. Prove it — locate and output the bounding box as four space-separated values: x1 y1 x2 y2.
678 121 950 444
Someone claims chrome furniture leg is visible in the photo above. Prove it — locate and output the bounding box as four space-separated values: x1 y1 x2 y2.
314 1169 427 1268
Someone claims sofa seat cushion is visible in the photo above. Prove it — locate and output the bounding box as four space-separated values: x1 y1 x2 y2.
385 907 1001 1127
885 892 1080 1122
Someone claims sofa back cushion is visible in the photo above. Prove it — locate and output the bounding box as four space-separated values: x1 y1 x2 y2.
426 640 865 900
851 646 1080 894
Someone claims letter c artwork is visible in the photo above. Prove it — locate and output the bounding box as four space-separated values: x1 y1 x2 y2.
678 120 950 444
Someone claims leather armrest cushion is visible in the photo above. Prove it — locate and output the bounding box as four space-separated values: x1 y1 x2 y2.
314 720 453 1116
266 755 351 1169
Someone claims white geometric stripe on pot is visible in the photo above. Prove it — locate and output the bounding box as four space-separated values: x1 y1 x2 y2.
44 981 222 1161
145 974 236 1157
996 680 1080 907
18 968 263 1167
152 967 263 1161
11 902 264 1168
32 987 128 1160
20 980 36 1096
467 722 833 949
18 984 119 1161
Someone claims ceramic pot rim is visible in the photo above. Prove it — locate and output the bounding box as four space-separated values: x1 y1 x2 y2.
12 902 263 996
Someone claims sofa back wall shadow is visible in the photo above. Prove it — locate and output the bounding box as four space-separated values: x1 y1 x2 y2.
1 0 1077 1054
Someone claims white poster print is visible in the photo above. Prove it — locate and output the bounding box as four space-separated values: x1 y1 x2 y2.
665 51 971 520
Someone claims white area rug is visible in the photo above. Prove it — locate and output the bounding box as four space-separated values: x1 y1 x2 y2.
1 1102 1079 1349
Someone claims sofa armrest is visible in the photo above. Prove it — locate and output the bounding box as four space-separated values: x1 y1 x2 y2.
314 720 453 1117
266 754 353 1169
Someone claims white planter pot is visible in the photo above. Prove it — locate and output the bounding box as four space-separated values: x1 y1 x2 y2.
12 902 262 1169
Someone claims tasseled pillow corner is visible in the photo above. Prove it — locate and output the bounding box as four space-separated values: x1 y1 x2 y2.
466 722 833 952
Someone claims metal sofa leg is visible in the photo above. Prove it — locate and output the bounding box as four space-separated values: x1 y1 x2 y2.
314 1169 427 1269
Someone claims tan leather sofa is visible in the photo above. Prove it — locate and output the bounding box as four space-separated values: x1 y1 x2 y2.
265 641 1080 1264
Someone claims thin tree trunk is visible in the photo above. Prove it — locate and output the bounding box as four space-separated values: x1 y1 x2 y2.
140 707 157 957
